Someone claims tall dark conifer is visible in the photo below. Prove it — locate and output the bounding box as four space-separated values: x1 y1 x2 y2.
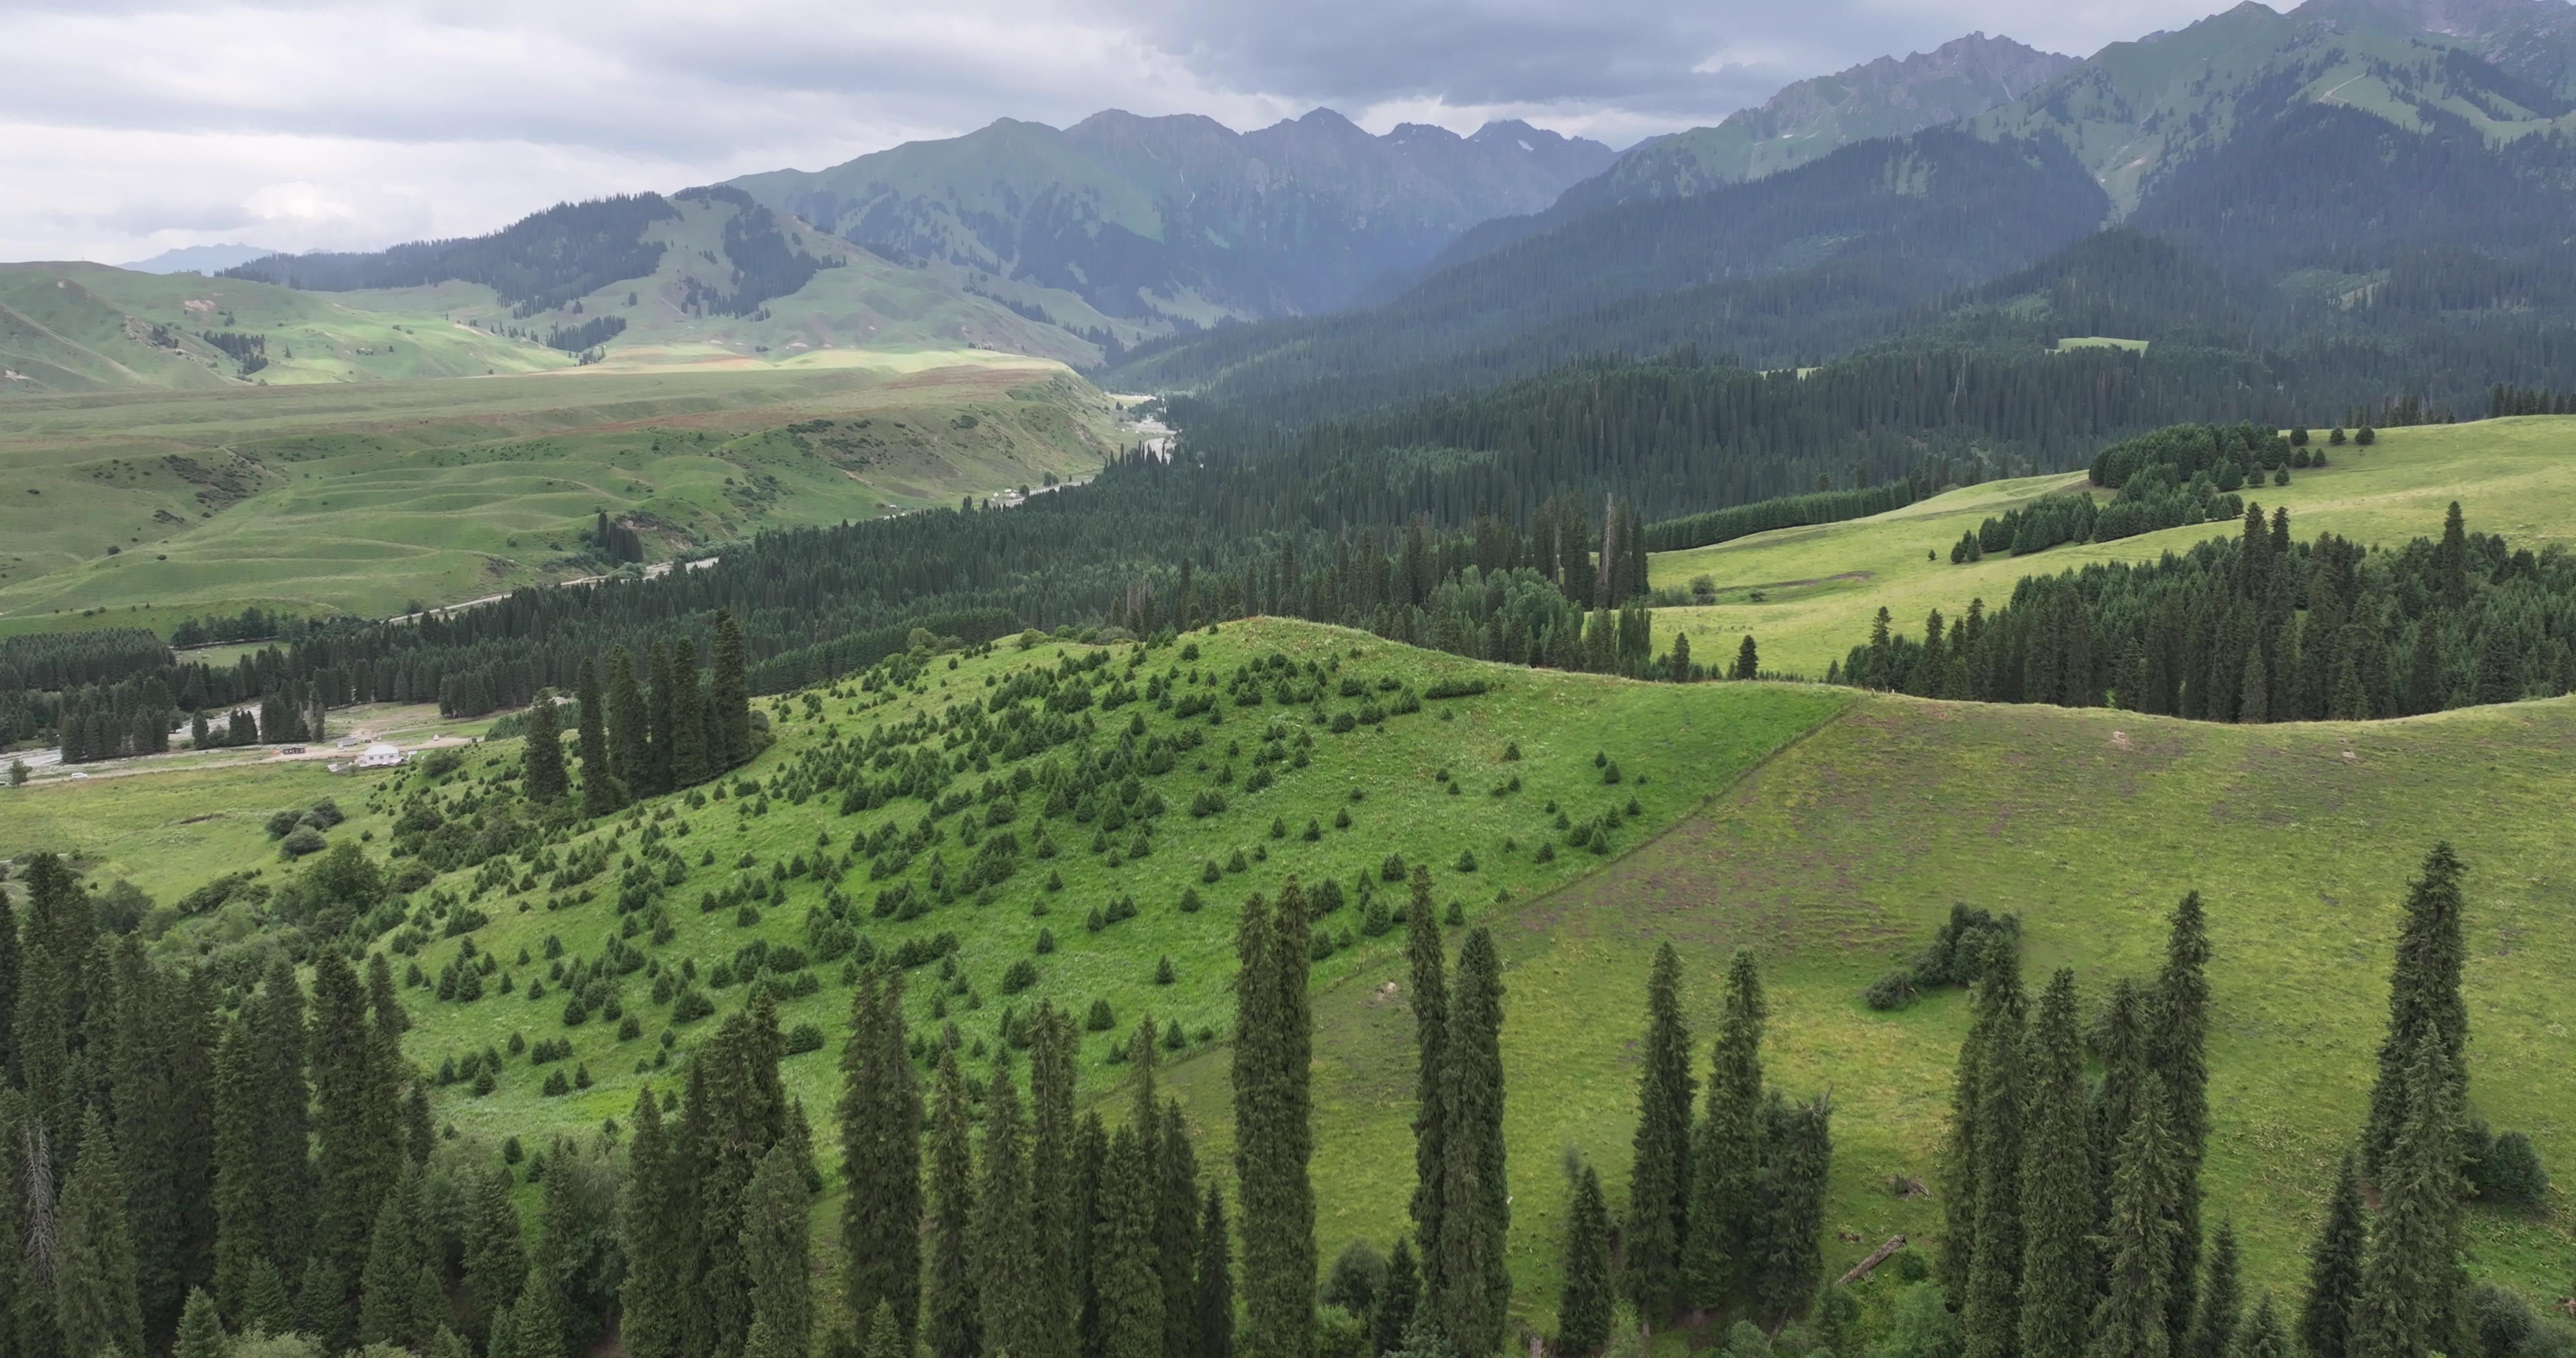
522 691 568 804
1195 1185 1235 1358
617 1091 681 1358
669 640 711 789
1624 944 1693 1322
1559 1164 1613 1357
1437 926 1508 1355
0 871 20 1081
1094 1117 1166 1358
2362 845 2467 1179
925 1047 980 1358
975 1052 1041 1352
1684 948 1764 1312
56 1108 146 1358
1157 1100 1202 1358
710 611 753 767
2018 970 2095 1358
1029 1003 1081 1358
2149 893 2212 1338
606 646 650 793
1404 867 1449 1296
2298 1156 2366 1358
2349 1037 2471 1358
841 970 922 1349
1963 941 2029 1358
741 1143 814 1358
575 657 618 815
311 952 398 1309
2089 1072 2181 1358
646 642 678 796
1235 884 1315 1358
2184 1222 2243 1358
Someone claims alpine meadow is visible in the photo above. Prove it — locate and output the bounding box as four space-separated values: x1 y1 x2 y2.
7 2 2576 1358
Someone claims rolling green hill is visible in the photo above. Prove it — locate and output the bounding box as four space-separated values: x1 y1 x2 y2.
0 358 1130 631
5 617 2569 1342
1645 415 2576 678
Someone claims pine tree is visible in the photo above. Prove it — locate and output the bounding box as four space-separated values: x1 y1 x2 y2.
866 1302 905 1358
842 969 924 1350
467 1166 528 1348
1030 1002 1082 1358
1683 948 1764 1312
2093 977 2147 1264
2184 1222 2243 1358
1376 1235 1420 1357
2362 845 2467 1179
925 1047 981 1358
505 1265 570 1358
2087 1072 2181 1358
1236 882 1316 1358
1437 926 1508 1355
0 881 18 1081
669 638 712 788
1625 943 1694 1322
1158 1100 1203 1358
2233 1294 2290 1358
606 645 650 793
1405 867 1450 1298
294 1255 351 1355
710 610 753 767
1095 1119 1168 1358
2348 1037 2471 1358
240 1256 293 1337
56 1108 147 1358
523 690 568 803
1756 1095 1832 1324
575 656 618 815
1963 939 2028 1358
311 951 400 1305
2298 1156 2367 1358
212 959 310 1321
357 1181 421 1347
174 1286 227 1358
2150 894 2213 1340
2017 971 2096 1358
975 1052 1043 1352
1559 1165 1614 1356
2437 502 2469 608
1196 1184 1236 1358
647 642 678 796
742 1143 814 1358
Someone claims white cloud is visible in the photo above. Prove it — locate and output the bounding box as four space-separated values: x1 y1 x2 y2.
0 0 2256 264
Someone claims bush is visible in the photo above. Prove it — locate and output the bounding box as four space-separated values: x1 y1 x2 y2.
1911 904 2020 991
1380 854 1407 882
1863 970 1920 1011
785 1023 825 1055
1001 959 1039 994
2470 1128 2551 1207
279 827 328 858
1085 998 1115 1032
266 809 302 839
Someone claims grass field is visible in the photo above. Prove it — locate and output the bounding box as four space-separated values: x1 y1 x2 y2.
1648 415 2576 678
0 358 1129 631
5 617 2567 1344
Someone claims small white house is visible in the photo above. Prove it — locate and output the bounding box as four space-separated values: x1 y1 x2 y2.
354 742 407 769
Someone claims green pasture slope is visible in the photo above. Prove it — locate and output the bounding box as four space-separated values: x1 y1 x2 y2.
1648 415 2576 677
5 617 2568 1340
0 357 1125 632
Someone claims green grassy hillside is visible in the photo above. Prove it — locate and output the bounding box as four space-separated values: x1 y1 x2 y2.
1648 415 2576 677
0 360 1127 630
0 263 570 394
5 618 2566 1341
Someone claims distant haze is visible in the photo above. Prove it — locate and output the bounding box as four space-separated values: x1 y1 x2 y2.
118 243 283 274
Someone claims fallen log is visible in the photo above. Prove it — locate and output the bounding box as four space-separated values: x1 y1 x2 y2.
1837 1234 1908 1286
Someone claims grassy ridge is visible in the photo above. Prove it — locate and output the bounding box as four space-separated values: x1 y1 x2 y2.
7 619 2566 1342
0 360 1124 630
1648 415 2576 677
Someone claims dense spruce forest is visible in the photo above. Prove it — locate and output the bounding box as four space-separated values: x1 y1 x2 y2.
12 340 2488 766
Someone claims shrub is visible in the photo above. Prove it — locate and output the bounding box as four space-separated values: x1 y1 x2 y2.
1086 998 1115 1031
785 1023 825 1055
2470 1128 2550 1207
1154 956 1175 985
265 809 302 839
1863 970 1921 1011
279 827 328 858
1454 848 1478 873
1380 854 1407 881
1178 888 1202 913
1034 928 1056 955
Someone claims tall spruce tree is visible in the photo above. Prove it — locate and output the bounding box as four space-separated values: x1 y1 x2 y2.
2184 1222 2243 1358
55 1108 147 1358
842 969 924 1350
925 1047 981 1358
1755 1095 1832 1324
1195 1185 1236 1358
1376 1236 1421 1357
522 691 568 803
2362 845 2467 1179
616 1091 680 1358
1095 1119 1168 1358
1683 948 1764 1312
2233 1295 2290 1358
606 646 651 794
174 1287 226 1358
975 1052 1043 1352
1235 883 1316 1358
1030 1002 1082 1358
2348 1036 2471 1358
741 1143 814 1358
466 1165 527 1348
0 881 19 1082
2150 893 2213 1339
710 611 753 767
310 951 400 1309
2088 1072 2182 1358
356 1178 423 1348
575 657 618 815
1437 926 1509 1355
646 642 678 796
1158 1100 1203 1358
1559 1164 1614 1357
1963 940 2029 1358
669 639 711 788
2018 970 2096 1358
1625 944 1694 1322
2298 1156 2367 1358
1405 865 1450 1297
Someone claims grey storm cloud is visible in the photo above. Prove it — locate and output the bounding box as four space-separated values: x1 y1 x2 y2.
0 0 2239 263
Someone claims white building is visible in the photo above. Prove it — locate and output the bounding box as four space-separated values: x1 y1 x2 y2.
354 742 407 769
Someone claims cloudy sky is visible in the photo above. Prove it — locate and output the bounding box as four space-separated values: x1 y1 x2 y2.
5 0 2252 265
